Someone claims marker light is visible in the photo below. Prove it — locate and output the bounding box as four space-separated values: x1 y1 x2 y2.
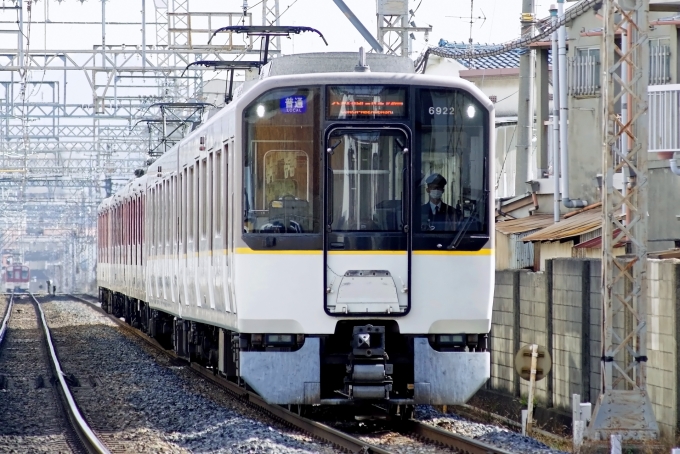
256 105 265 118
466 105 476 118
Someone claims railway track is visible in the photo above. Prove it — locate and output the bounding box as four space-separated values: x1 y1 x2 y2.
0 292 110 454
71 293 515 454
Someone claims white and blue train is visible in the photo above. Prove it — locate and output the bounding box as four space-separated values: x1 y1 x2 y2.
97 53 495 416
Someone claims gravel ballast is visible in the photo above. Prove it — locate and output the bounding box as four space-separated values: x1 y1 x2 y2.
42 298 340 454
416 406 569 454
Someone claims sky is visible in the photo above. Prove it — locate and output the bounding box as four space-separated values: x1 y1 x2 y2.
0 0 553 56
0 0 555 104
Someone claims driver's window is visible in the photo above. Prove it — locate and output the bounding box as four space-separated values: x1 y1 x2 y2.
243 87 321 234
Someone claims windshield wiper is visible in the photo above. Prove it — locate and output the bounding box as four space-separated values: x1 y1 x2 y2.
447 190 489 250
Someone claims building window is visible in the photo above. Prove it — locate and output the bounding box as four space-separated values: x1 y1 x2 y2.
649 37 671 85
489 95 497 103
568 47 601 96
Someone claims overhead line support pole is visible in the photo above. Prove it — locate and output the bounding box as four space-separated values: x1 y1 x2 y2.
514 0 535 197
585 0 658 446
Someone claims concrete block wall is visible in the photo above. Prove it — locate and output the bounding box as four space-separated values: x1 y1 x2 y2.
491 270 518 394
589 264 601 406
488 257 680 437
518 271 550 404
551 259 592 410
646 259 678 437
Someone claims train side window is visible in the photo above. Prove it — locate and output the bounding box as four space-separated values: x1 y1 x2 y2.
152 188 157 252
182 170 187 255
188 166 195 244
158 185 163 249
214 150 221 235
166 179 171 247
195 161 200 244
243 87 321 234
202 158 208 239
224 145 229 236
209 153 215 262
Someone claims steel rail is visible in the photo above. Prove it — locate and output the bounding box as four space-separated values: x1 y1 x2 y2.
68 294 392 454
398 420 514 454
29 293 111 454
0 292 14 345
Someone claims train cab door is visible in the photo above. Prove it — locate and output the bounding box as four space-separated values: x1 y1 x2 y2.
324 127 411 316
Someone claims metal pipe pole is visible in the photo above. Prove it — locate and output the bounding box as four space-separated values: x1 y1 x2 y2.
558 0 587 207
332 0 384 53
514 0 535 196
102 0 106 70
18 0 23 72
142 0 146 71
550 4 560 222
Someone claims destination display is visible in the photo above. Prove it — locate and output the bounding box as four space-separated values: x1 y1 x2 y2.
327 85 407 119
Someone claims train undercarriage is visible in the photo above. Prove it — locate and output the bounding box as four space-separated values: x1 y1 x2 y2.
99 287 489 415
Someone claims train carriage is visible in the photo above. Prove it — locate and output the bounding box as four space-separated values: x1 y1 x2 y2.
98 53 495 413
4 263 30 293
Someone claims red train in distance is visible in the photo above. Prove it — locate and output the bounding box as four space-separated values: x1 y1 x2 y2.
4 263 30 293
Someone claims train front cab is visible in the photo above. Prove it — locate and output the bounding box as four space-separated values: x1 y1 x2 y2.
234 77 494 409
4 265 29 292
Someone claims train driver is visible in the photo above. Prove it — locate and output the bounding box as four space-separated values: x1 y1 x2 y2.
420 173 457 231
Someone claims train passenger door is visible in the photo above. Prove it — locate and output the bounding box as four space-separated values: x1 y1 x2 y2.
324 127 410 315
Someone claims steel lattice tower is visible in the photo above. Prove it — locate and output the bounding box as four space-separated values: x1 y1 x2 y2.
586 0 658 444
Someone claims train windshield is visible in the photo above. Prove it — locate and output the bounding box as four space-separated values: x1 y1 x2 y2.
243 87 321 234
328 130 407 232
415 88 488 235
21 267 28 279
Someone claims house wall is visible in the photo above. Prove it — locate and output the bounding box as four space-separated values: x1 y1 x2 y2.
648 161 680 251
535 240 574 271
463 74 523 118
489 257 680 438
563 9 680 247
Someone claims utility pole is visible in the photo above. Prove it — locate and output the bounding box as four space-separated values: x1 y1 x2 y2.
376 0 431 56
586 0 658 447
514 0 536 196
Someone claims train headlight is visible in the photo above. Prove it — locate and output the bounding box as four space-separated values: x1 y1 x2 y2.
265 334 294 345
256 105 266 118
436 334 465 346
466 105 476 118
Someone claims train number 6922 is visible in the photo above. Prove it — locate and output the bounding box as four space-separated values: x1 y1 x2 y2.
428 106 454 115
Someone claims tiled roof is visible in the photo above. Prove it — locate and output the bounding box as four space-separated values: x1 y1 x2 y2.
437 40 552 69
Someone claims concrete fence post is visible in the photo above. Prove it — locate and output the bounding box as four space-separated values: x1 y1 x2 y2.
580 260 591 403
675 263 680 435
513 270 521 398
546 259 554 408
